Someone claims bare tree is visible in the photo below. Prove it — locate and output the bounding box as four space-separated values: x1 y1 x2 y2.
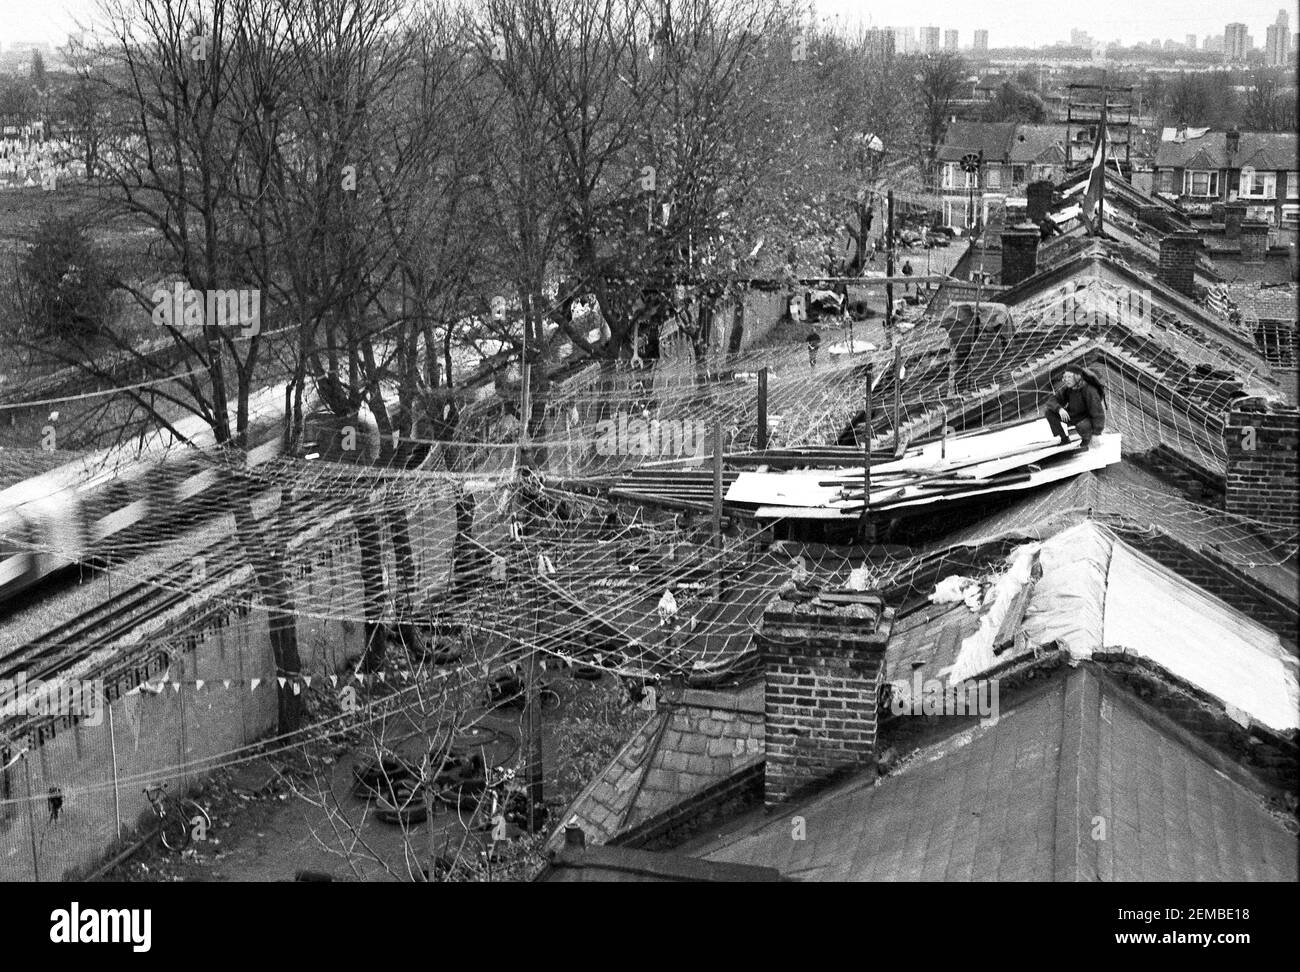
916 51 966 163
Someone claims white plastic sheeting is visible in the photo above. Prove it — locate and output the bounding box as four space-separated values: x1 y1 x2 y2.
1103 543 1300 733
944 542 1039 685
1019 521 1112 657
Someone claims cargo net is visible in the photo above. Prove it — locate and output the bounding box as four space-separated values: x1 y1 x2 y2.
0 276 1295 682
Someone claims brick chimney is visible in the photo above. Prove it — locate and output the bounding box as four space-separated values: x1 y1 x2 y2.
1226 127 1240 156
1224 200 1247 240
758 590 894 807
1224 405 1299 534
1239 219 1270 264
1026 180 1054 223
1157 230 1200 297
999 221 1040 287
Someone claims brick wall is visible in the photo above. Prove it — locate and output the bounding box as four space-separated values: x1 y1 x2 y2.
999 223 1039 287
1157 230 1200 298
1240 220 1270 265
758 592 894 806
1223 405 1300 534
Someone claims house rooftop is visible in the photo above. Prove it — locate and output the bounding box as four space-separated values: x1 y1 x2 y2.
694 664 1298 881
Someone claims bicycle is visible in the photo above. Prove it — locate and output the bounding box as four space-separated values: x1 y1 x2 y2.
143 783 211 853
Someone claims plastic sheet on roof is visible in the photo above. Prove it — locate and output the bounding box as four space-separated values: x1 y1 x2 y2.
1020 521 1112 657
1102 542 1300 733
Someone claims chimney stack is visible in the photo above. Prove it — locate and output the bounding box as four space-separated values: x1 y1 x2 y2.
758 590 894 807
1239 219 1270 264
1157 230 1200 297
1224 404 1299 534
999 221 1040 287
1026 180 1054 224
1226 127 1240 155
1224 200 1247 240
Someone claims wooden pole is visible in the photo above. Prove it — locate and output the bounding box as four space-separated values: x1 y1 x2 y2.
884 191 895 347
524 595 543 830
756 367 768 450
712 418 723 549
892 343 902 449
861 363 873 541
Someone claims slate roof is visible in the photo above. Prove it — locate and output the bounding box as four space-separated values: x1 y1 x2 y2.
549 681 765 850
936 122 1018 164
700 666 1299 880
1008 125 1070 165
1153 131 1299 171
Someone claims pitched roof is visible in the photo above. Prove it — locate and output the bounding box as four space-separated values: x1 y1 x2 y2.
936 121 1018 164
700 666 1299 880
1007 124 1070 164
549 681 765 849
1153 131 1299 171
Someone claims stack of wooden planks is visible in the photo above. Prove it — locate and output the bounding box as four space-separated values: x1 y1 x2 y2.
725 419 1122 519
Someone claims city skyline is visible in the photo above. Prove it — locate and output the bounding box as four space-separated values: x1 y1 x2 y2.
0 0 1297 49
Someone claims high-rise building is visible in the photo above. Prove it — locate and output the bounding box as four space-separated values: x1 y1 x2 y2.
1070 28 1093 48
865 26 895 59
1266 22 1288 65
1224 23 1248 61
894 26 916 55
973 29 989 54
924 26 940 53
944 29 958 51
1185 34 1196 49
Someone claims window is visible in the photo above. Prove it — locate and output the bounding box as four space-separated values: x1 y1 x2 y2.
1241 170 1277 199
1182 169 1219 197
1286 173 1300 200
986 167 1002 189
1013 165 1026 183
1158 169 1175 193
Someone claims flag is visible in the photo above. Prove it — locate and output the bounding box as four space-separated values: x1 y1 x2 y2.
1081 104 1108 236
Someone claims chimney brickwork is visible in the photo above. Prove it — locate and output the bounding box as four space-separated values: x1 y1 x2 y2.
1225 200 1247 240
1239 219 1270 264
1157 230 1200 297
1026 181 1054 224
759 591 894 807
999 222 1040 287
1224 406 1299 535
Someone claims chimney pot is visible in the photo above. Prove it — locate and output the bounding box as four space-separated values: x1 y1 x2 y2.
563 822 587 849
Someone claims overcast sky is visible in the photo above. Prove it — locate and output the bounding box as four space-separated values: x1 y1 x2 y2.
0 0 1295 49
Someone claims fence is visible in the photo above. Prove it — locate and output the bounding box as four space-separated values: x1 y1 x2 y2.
0 496 452 880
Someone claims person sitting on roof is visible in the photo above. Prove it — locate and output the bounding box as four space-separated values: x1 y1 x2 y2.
1043 365 1106 448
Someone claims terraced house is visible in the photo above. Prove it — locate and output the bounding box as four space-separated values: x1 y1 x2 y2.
1153 128 1300 229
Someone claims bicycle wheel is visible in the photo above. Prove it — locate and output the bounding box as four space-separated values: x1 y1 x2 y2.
178 800 211 841
157 809 192 853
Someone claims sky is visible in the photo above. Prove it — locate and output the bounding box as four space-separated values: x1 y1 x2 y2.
0 0 1296 49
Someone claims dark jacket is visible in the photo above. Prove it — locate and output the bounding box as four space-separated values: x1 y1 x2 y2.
1046 382 1105 431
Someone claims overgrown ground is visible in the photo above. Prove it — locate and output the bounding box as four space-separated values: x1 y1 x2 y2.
97 670 645 882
